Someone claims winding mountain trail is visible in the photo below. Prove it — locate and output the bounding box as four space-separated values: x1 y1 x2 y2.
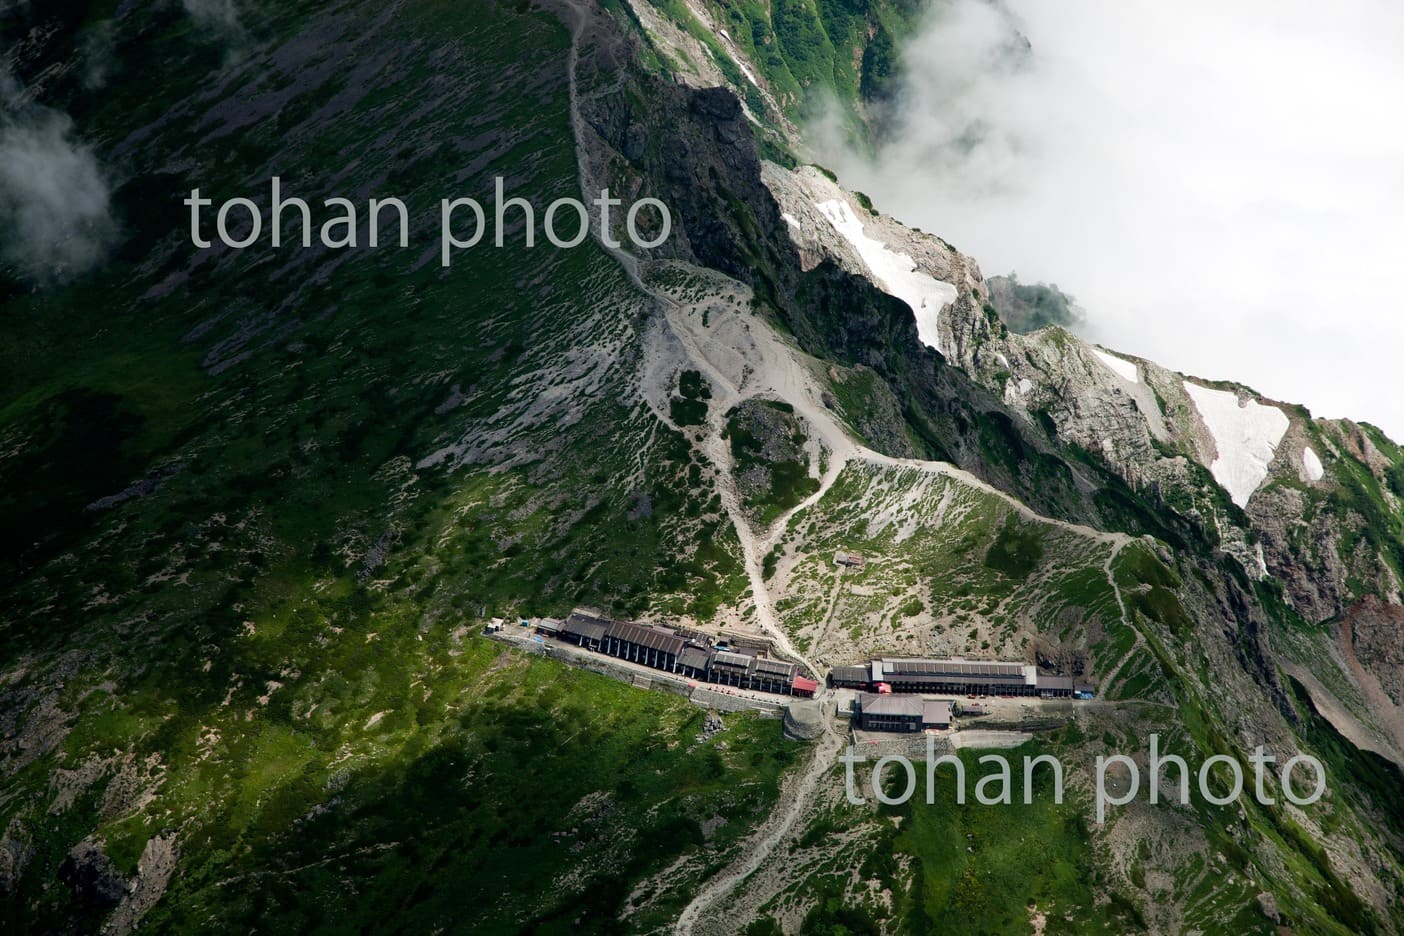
659 289 840 679
1094 539 1145 695
591 255 1149 931
655 288 1148 932
863 451 1130 551
672 712 843 935
561 40 851 930
559 20 1147 932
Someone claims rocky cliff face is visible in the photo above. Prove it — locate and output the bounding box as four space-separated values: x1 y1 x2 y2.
580 68 1226 546
599 13 1404 910
754 143 1404 773
1351 598 1404 705
585 0 1404 779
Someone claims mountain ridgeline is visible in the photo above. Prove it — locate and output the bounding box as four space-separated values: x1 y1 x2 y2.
1 0 1402 933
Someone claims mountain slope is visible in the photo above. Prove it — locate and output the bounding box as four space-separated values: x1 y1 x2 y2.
1 0 1402 933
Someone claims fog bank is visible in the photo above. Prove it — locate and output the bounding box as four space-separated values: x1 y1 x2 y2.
816 0 1404 440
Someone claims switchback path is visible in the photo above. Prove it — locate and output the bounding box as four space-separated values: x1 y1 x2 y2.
557 16 1144 932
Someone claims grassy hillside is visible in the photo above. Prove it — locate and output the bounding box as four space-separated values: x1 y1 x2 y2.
0 0 764 929
643 0 923 134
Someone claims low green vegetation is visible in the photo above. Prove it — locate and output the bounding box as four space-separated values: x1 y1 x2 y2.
862 747 1144 933
1113 545 1181 591
984 516 1046 579
726 399 821 525
133 638 797 933
984 275 1085 335
823 363 916 456
1127 585 1193 632
671 368 712 427
653 0 923 134
1113 545 1191 632
0 2 757 930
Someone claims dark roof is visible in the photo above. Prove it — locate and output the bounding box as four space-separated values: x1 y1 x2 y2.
678 647 712 671
880 659 1027 678
1036 674 1075 691
560 613 609 642
726 634 772 652
882 672 1030 689
830 665 870 684
857 692 924 718
752 657 798 678
605 620 685 656
710 650 755 673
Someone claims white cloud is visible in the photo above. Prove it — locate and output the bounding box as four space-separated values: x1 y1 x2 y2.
0 96 115 284
182 0 241 31
815 0 1404 440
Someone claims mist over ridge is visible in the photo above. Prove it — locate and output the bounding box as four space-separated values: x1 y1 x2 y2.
812 0 1404 438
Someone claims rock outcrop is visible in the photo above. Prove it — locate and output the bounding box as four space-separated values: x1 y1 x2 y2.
58 839 128 909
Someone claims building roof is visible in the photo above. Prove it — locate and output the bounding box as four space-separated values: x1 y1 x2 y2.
857 692 925 718
871 672 1031 689
922 700 953 725
720 635 773 655
873 658 1037 686
830 665 870 684
678 646 712 671
711 650 756 673
792 675 819 694
752 657 798 678
604 620 685 656
1035 674 1074 692
560 613 609 642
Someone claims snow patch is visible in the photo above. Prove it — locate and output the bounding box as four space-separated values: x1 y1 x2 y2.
814 198 958 353
1091 347 1139 384
781 212 800 229
1183 381 1290 508
1302 445 1324 482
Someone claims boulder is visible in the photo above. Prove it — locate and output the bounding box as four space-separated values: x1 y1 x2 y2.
783 701 824 741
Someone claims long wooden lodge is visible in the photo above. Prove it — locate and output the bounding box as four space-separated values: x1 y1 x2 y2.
830 658 1088 699
546 610 818 697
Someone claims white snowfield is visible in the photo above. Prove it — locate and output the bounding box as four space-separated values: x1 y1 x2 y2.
1183 381 1290 508
1091 347 1140 384
1303 445 1325 482
814 199 958 354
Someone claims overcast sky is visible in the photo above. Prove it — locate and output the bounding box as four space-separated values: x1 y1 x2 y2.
817 0 1404 440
